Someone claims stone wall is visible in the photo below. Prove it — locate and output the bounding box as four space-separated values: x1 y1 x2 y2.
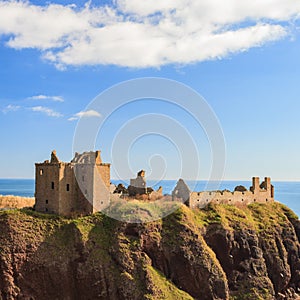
172 179 191 203
130 170 146 189
128 170 147 196
35 162 60 214
188 177 274 209
58 163 77 215
171 177 275 208
92 165 110 212
96 164 110 189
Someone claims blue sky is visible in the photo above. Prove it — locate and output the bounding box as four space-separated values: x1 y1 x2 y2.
1 0 300 181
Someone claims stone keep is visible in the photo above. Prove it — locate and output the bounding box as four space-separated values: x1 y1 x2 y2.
35 150 110 216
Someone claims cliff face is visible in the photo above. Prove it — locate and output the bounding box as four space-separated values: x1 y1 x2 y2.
0 202 299 300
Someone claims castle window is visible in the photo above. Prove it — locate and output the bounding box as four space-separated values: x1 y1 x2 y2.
242 199 244 201
101 201 103 204
82 175 84 182
45 199 48 204
45 208 48 212
85 189 87 195
254 199 256 202
40 169 44 175
266 199 268 202
51 182 54 189
66 184 70 192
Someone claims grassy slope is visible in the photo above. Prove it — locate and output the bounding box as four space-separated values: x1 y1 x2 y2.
0 195 34 209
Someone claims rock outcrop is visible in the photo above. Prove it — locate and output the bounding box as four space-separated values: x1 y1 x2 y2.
0 202 299 300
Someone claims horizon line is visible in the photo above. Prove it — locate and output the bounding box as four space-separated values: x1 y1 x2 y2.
1 177 300 183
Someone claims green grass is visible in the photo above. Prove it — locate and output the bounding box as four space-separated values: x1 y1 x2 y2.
104 199 182 223
248 202 292 232
145 265 193 300
230 287 272 300
279 203 299 220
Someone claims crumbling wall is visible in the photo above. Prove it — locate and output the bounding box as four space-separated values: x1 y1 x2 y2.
172 179 191 204
188 177 274 209
130 170 146 188
128 170 147 196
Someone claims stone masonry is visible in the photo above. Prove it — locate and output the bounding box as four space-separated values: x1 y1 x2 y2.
128 170 147 196
35 150 110 216
172 177 275 208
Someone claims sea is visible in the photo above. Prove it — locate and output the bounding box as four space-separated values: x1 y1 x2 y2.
0 179 299 217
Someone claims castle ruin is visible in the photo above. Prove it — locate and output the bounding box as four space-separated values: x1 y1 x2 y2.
128 170 147 196
127 170 163 200
35 150 110 216
35 150 275 216
172 177 275 208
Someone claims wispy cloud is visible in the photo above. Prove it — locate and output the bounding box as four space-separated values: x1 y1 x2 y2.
0 1 299 68
30 106 63 117
2 104 21 113
27 94 64 102
68 110 101 121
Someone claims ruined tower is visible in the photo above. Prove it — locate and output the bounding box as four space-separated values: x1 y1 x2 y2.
35 150 110 216
128 170 147 196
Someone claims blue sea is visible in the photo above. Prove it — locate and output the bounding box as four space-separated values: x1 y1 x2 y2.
0 179 299 217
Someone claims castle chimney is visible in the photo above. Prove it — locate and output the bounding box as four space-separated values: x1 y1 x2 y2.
95 150 102 164
264 177 271 195
137 170 145 177
251 177 260 193
50 150 59 164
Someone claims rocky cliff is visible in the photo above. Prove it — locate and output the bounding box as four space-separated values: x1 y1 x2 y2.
0 202 299 300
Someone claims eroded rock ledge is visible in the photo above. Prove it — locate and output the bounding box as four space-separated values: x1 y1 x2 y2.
0 202 299 300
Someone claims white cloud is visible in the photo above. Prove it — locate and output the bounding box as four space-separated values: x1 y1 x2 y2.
30 106 63 117
68 110 101 121
0 0 299 68
28 94 64 102
2 104 21 113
